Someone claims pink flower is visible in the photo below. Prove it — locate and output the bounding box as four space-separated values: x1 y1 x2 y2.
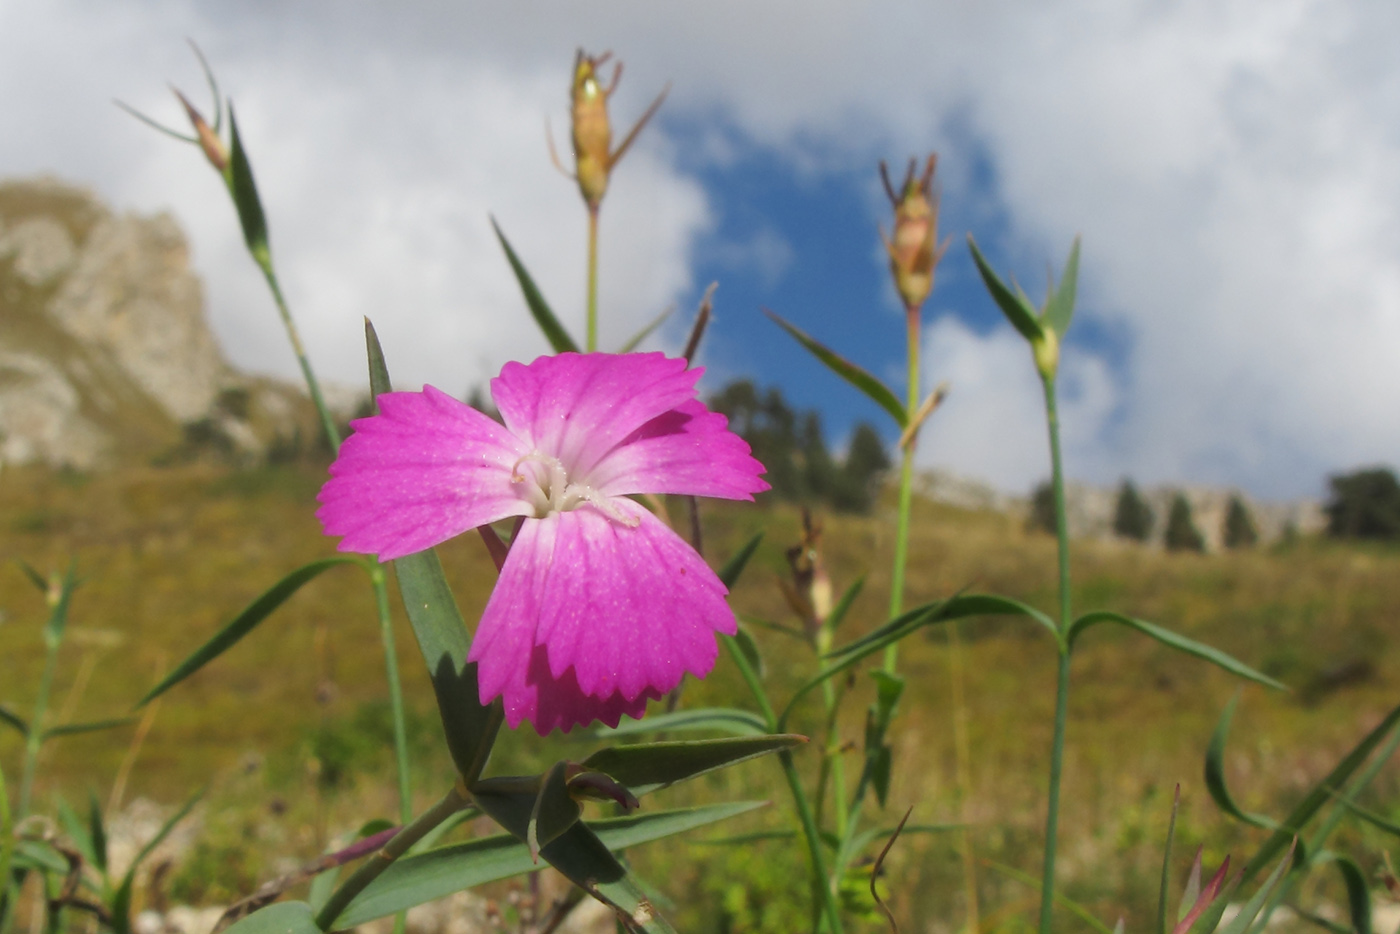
317 352 768 734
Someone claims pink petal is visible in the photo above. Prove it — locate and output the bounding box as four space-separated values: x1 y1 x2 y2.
490 353 701 477
587 400 770 500
469 503 735 727
517 644 663 734
317 386 531 559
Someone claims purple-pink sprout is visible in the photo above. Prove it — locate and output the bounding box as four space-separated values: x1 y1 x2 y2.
317 352 768 734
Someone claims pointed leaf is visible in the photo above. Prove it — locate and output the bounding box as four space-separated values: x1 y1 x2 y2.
1314 852 1371 934
582 734 805 797
1158 787 1180 934
226 105 270 259
1177 848 1202 924
42 562 78 648
967 235 1045 342
18 560 47 593
598 707 769 739
88 791 108 875
1329 792 1400 839
827 576 865 633
529 762 581 861
0 705 28 738
490 217 579 354
1044 237 1081 337
830 594 1060 660
336 802 761 928
617 306 672 353
732 624 765 680
138 557 363 707
55 798 95 868
43 716 136 740
1175 856 1231 934
365 319 502 782
13 839 70 874
1219 841 1297 934
112 789 203 934
1240 699 1400 885
1069 611 1284 690
717 532 764 590
764 309 907 427
1205 694 1281 831
219 900 319 934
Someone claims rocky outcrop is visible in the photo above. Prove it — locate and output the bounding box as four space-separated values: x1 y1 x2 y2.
0 178 330 469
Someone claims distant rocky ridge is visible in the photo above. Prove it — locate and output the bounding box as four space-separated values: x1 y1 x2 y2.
0 178 339 469
917 469 1325 550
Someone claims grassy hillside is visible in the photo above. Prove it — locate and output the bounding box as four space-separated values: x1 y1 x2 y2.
0 462 1395 927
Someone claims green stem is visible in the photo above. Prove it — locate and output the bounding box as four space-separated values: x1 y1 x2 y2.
884 307 921 672
370 566 412 825
18 636 61 820
586 207 600 352
251 250 342 453
781 750 845 934
1037 375 1074 934
0 761 14 934
314 784 469 931
722 636 776 729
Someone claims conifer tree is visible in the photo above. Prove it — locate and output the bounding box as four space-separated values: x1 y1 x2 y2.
1222 494 1258 549
1164 493 1205 552
1112 479 1153 541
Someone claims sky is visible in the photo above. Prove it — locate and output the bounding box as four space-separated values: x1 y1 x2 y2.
3 1 1398 499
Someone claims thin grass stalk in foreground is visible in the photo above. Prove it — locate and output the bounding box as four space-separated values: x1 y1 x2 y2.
1037 374 1074 934
883 307 921 673
18 621 61 820
586 208 600 352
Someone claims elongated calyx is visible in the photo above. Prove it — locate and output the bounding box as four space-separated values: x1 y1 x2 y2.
881 154 949 312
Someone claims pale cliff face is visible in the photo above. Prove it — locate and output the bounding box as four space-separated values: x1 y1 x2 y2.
0 178 337 469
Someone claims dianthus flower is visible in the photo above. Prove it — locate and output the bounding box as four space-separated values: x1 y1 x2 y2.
317 352 768 734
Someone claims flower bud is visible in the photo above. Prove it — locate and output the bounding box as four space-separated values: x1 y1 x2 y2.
880 155 948 312
571 50 616 211
174 90 229 173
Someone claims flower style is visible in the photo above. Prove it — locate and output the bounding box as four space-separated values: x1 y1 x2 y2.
317 352 768 734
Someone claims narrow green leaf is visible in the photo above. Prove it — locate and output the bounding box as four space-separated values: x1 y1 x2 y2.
13 840 69 874
112 789 203 934
17 560 47 593
42 561 78 648
1314 852 1371 934
582 735 805 797
43 717 136 740
1157 787 1180 934
617 306 672 353
137 557 362 707
55 797 95 868
717 532 764 590
490 217 579 354
1069 611 1285 690
843 823 959 861
1205 694 1281 831
1241 699 1400 885
830 594 1060 661
226 105 270 258
0 705 28 738
732 624 765 680
472 792 671 931
740 615 808 641
982 858 1117 934
764 310 907 427
219 900 319 934
337 802 761 928
827 576 865 633
88 791 107 875
529 762 581 861
1219 840 1297 934
598 707 769 739
966 235 1045 343
1044 237 1081 337
1329 791 1400 838
365 320 502 782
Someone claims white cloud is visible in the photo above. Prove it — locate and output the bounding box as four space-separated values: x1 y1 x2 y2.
918 316 1118 493
4 1 1399 494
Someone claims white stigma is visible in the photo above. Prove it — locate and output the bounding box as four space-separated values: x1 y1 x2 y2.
510 452 638 526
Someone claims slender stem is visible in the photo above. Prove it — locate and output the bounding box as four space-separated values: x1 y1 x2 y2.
314 784 469 930
780 750 845 934
1037 375 1074 934
0 761 14 933
251 251 342 453
884 307 921 672
721 636 776 729
949 620 980 934
18 638 61 820
370 566 412 825
586 207 600 351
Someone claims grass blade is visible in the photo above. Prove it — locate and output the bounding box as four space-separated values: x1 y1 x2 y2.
617 306 672 353
598 707 769 738
764 309 907 427
43 717 135 740
490 217 579 354
137 557 363 707
226 106 270 258
717 532 764 590
1205 694 1281 831
581 734 806 796
1068 611 1284 690
1044 237 1081 337
966 235 1045 343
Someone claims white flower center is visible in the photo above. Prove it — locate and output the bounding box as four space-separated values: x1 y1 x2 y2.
511 452 638 526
